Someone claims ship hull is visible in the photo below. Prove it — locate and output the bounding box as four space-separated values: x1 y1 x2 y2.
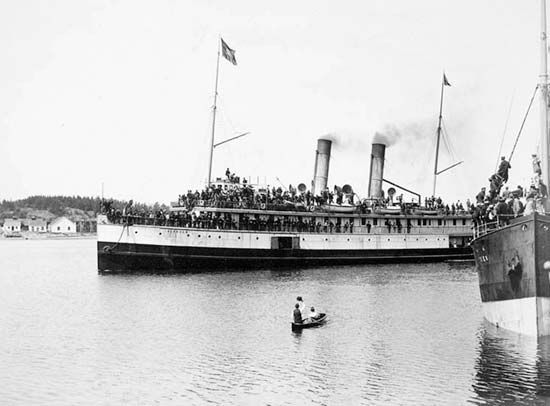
97 241 472 273
472 213 550 336
97 223 472 273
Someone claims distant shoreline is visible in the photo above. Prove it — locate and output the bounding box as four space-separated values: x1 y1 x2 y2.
1 233 97 241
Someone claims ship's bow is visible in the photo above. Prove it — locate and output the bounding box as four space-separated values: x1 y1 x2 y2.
472 213 550 336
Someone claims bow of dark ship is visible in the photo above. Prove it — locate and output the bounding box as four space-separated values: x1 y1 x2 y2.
472 213 550 336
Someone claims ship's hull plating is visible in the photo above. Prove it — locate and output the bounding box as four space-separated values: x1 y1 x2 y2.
472 213 550 336
97 241 472 272
97 223 472 273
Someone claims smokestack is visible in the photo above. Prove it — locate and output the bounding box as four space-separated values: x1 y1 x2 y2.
312 139 332 195
368 143 386 198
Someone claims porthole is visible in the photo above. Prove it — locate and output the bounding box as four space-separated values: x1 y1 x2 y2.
387 239 390 241
218 236 221 239
135 231 138 234
325 238 328 241
187 234 190 237
198 235 201 237
238 236 241 239
159 232 162 235
256 237 259 240
347 238 350 241
208 235 211 238
302 238 305 241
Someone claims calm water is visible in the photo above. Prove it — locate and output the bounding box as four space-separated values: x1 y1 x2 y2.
1 239 550 405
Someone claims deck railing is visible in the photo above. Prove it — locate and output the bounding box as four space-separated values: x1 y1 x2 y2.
472 214 522 239
102 214 473 237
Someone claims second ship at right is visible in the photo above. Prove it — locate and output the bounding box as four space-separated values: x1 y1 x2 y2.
471 0 550 337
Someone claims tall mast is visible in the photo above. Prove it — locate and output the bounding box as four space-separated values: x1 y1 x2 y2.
541 0 550 199
432 73 445 197
207 39 221 187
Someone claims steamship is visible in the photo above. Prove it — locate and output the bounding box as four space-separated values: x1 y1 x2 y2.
97 37 473 273
470 0 550 337
97 139 474 273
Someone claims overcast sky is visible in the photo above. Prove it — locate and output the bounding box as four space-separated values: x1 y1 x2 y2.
0 0 545 204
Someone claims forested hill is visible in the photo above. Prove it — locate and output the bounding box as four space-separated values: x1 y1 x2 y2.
0 195 166 220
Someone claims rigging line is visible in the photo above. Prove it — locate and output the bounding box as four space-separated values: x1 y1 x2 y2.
446 126 458 161
440 119 457 161
440 127 452 159
440 123 453 160
439 118 451 157
508 85 539 163
216 95 239 135
495 91 515 172
443 119 458 160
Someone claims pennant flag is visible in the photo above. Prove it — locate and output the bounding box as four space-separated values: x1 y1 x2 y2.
221 38 237 65
443 73 451 86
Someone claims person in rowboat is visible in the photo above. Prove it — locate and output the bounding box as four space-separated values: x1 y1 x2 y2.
296 296 306 316
293 303 303 324
308 306 319 320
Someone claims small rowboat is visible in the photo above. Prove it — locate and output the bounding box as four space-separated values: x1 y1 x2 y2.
291 313 327 330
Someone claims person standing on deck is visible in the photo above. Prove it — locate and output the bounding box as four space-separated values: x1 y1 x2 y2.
476 187 486 204
532 154 542 176
497 156 511 183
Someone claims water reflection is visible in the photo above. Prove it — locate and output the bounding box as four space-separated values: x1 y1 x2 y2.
472 321 550 404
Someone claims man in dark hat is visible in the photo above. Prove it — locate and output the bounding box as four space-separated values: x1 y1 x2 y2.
488 174 503 201
497 156 511 183
476 187 486 204
512 185 524 198
532 154 542 176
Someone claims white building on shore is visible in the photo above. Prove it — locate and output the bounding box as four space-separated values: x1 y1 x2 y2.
28 218 47 233
49 217 76 234
3 219 21 233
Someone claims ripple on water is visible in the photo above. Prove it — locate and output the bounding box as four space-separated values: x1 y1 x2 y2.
3 240 550 404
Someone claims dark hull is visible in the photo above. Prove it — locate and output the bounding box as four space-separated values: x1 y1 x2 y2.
471 213 550 336
472 213 550 302
97 241 472 273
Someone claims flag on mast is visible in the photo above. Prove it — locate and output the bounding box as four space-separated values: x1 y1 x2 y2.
221 38 237 65
443 73 451 86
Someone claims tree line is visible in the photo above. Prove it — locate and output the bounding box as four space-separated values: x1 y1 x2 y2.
0 195 165 219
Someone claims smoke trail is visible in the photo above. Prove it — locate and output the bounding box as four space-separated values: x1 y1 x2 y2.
323 121 434 151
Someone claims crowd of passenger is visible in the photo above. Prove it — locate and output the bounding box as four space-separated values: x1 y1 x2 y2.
101 198 359 233
177 168 358 212
99 168 472 233
175 168 468 215
471 154 548 230
422 196 470 215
